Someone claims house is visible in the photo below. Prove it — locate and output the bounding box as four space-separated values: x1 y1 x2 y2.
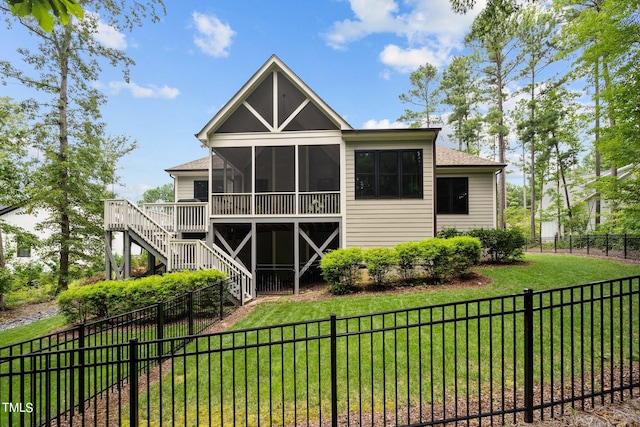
539 164 636 237
0 205 45 268
104 55 504 303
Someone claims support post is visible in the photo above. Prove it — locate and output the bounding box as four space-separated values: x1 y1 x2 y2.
523 289 534 423
187 292 194 336
294 222 300 295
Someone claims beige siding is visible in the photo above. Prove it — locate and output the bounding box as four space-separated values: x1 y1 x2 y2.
437 171 496 232
175 175 208 201
345 141 435 247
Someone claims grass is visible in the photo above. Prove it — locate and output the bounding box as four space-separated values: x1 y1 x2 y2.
0 314 66 347
133 254 640 425
2 254 639 425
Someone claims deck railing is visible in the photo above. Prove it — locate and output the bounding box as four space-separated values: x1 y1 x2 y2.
142 202 208 233
168 240 253 303
210 191 341 216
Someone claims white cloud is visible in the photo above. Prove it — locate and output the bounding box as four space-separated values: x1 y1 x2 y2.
84 12 128 50
362 119 408 129
191 12 235 58
379 44 451 71
109 81 180 99
324 0 486 72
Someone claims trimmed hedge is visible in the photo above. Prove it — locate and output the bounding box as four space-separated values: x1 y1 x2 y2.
467 228 526 262
319 234 487 289
363 247 398 288
58 270 227 323
320 247 363 295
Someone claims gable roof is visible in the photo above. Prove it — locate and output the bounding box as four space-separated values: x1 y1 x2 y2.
0 205 20 216
196 55 352 141
166 147 504 173
436 147 505 169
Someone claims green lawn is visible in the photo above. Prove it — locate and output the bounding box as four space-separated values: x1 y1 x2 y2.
134 254 640 425
0 314 66 347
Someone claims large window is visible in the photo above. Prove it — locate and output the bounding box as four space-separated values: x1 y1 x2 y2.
355 149 423 199
194 180 208 202
437 177 469 214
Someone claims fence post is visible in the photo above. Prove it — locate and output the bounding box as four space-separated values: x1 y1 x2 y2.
587 234 590 255
523 289 534 423
606 234 609 257
569 234 573 254
157 302 164 357
129 338 139 427
219 279 225 320
77 324 85 415
330 314 338 427
554 235 557 253
187 292 194 336
624 234 628 259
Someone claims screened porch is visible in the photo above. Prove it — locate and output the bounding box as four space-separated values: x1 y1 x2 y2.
210 144 341 216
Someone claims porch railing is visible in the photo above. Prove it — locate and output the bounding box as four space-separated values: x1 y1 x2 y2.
168 240 253 303
210 192 341 216
142 202 208 233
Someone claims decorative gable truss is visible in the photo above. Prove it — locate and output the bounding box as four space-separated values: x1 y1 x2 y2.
197 55 351 139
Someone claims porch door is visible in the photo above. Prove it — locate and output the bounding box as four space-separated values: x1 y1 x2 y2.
256 223 294 294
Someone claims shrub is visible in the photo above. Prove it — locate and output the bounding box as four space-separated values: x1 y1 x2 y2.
467 228 526 263
394 241 422 281
363 247 398 288
437 227 463 239
449 236 482 276
58 270 227 323
419 238 454 284
320 247 363 295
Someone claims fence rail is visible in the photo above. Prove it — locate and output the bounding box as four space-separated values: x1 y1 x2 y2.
1 276 639 426
527 233 640 261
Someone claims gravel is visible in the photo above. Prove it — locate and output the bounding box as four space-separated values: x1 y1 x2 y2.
0 303 59 332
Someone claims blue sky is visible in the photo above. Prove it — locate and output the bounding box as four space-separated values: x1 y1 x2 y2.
2 0 503 201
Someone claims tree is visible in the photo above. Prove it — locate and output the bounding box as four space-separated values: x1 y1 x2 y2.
398 62 442 128
466 0 521 229
1 1 165 293
0 97 35 308
6 0 83 32
514 5 559 240
439 55 484 154
138 183 174 207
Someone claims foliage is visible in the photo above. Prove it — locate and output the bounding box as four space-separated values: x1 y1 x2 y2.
1 0 165 293
394 241 422 281
320 248 363 295
397 62 442 128
439 55 484 154
419 238 454 284
448 236 482 275
138 183 174 206
362 247 398 288
436 227 463 239
57 270 227 323
5 0 83 32
467 228 526 262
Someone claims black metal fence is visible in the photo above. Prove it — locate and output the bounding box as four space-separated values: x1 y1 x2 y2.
527 234 640 261
1 276 639 426
0 277 235 426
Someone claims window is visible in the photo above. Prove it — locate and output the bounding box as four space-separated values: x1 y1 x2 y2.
17 246 31 258
437 177 469 214
194 180 208 202
355 149 423 199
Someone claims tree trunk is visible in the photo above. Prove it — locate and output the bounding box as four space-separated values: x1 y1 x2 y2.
57 28 72 294
497 59 506 230
0 226 5 269
529 70 536 240
594 60 601 229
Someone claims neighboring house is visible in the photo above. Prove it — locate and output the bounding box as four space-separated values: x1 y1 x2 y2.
539 164 636 237
0 205 46 267
104 55 504 302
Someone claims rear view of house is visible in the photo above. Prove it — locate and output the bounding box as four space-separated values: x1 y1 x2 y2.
104 55 504 303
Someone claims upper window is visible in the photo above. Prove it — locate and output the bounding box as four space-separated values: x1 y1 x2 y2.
355 149 423 199
194 180 208 202
437 177 469 214
17 246 31 258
